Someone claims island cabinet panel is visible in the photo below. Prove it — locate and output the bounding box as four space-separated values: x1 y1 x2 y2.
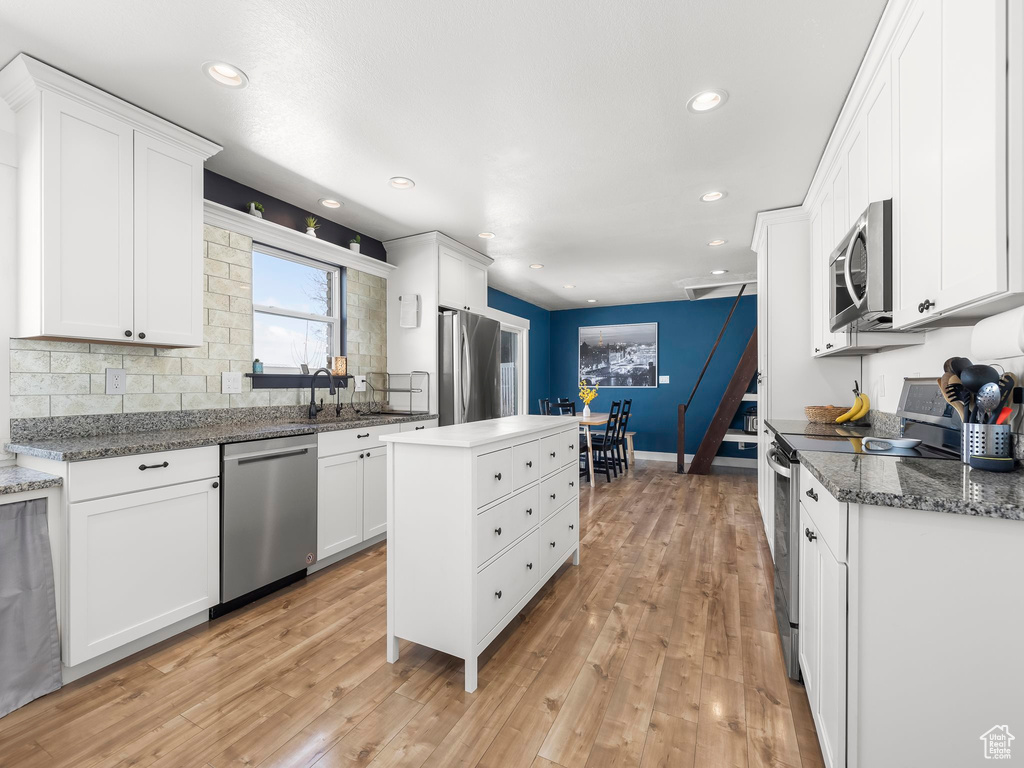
384 416 581 692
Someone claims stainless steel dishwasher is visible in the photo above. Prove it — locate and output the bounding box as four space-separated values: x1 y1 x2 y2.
213 434 318 617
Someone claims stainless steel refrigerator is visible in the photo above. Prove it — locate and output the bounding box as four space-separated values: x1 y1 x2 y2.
438 310 501 425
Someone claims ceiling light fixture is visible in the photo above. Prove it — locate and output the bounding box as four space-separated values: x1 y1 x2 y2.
203 61 248 88
563 284 575 289
587 298 598 303
711 269 729 275
478 232 495 239
707 239 727 246
319 198 342 209
686 89 728 113
389 177 415 189
700 191 726 202
529 264 544 269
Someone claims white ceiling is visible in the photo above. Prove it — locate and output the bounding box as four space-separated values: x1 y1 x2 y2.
0 0 886 310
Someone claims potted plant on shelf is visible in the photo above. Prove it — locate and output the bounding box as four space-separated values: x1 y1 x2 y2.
304 215 320 237
349 234 361 254
246 201 264 218
579 379 599 419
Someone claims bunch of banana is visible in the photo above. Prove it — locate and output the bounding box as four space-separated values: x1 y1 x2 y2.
836 381 870 424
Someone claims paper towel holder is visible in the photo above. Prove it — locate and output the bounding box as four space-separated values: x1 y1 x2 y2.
399 294 421 328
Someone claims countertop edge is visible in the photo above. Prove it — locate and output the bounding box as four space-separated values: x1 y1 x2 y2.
0 466 64 496
381 415 581 448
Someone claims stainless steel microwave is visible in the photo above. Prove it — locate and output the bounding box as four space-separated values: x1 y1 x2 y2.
829 199 893 332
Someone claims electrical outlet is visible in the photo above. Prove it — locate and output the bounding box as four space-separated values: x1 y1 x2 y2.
658 375 670 384
221 371 243 394
105 367 126 395
354 375 367 392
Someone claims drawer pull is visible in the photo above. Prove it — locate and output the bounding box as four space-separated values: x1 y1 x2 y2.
918 298 935 313
359 453 365 458
550 493 557 500
124 329 132 337
357 432 370 438
138 332 146 340
805 488 818 502
527 562 533 570
494 472 503 481
549 541 557 548
526 508 533 515
805 527 817 542
139 461 169 471
526 460 533 468
495 590 503 599
365 451 371 457
550 451 556 458
569 523 575 530
212 481 219 488
569 443 574 450
415 425 425 430
569 481 575 487
494 527 502 535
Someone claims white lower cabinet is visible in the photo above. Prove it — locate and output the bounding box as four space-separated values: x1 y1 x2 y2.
362 450 387 538
316 451 363 558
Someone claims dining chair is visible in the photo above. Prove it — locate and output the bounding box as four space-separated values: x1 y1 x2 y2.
588 400 621 482
611 399 632 472
538 398 551 415
552 399 576 416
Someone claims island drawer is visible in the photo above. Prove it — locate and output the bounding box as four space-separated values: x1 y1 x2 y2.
513 440 540 489
69 446 219 502
541 501 579 574
319 424 401 458
476 529 539 641
476 447 513 508
477 484 540 566
799 463 847 562
540 465 579 520
540 433 568 476
560 428 581 468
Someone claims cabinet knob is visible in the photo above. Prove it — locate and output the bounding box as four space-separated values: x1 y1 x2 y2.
918 298 935 313
526 508 533 515
550 493 556 500
825 343 833 349
569 523 575 530
526 460 533 468
805 527 817 542
814 347 820 353
138 332 146 340
495 590 502 599
550 541 557 547
526 562 533 570
569 481 575 488
212 481 219 488
494 527 502 535
359 453 365 458
805 488 818 502
365 451 371 457
124 330 133 337
550 451 556 458
494 472 502 481
569 444 574 450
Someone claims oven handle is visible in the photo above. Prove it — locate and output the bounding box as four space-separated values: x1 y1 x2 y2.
766 447 791 479
844 217 868 309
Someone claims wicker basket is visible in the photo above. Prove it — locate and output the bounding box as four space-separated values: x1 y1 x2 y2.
804 405 851 424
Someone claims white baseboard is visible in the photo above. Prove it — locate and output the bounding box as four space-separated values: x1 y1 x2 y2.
307 532 385 574
633 450 757 469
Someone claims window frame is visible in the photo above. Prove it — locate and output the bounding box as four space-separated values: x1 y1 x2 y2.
251 243 343 374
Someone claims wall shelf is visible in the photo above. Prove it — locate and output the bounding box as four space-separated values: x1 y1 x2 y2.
246 373 351 390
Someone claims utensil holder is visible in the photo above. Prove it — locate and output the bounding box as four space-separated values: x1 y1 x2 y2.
960 422 1011 463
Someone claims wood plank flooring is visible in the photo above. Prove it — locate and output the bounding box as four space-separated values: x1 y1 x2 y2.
0 462 824 768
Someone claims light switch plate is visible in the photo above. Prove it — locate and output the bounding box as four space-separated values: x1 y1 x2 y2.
354 375 367 392
221 371 243 394
659 375 670 384
105 368 126 395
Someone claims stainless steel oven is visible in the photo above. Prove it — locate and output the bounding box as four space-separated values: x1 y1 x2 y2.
766 435 801 680
829 199 893 332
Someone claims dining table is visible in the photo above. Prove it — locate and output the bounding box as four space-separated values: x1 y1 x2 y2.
577 412 635 486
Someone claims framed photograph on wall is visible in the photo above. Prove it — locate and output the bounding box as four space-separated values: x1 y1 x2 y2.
578 322 658 388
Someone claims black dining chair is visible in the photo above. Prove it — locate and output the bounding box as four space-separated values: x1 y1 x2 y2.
610 399 632 473
587 400 621 482
538 398 551 415
552 399 576 415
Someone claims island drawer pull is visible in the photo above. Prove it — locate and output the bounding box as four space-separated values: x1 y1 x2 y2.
494 527 502 535
494 472 502 481
805 488 818 502
139 461 169 471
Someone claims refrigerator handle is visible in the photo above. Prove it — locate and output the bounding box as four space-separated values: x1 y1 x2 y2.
461 329 471 419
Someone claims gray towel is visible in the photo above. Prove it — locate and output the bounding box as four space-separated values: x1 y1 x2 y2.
0 499 62 718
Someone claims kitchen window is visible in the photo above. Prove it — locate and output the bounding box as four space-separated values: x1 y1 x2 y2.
251 245 342 373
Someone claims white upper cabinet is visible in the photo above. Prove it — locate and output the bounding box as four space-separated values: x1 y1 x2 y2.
438 244 489 313
0 54 220 347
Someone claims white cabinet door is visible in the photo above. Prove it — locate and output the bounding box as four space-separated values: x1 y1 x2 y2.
438 246 465 310
317 451 363 559
816 534 849 768
133 132 204 346
865 67 893 203
809 207 824 357
798 504 819 709
463 258 489 313
66 479 218 665
892 1 942 327
846 117 869 223
362 449 388 538
40 91 134 342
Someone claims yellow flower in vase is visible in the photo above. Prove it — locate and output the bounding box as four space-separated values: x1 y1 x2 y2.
579 379 599 416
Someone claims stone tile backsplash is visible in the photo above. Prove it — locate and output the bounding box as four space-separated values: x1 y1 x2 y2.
8 223 387 421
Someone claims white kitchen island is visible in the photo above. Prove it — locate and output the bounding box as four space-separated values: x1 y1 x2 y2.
381 415 581 692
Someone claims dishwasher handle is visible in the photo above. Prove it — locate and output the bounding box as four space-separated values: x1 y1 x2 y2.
224 445 315 464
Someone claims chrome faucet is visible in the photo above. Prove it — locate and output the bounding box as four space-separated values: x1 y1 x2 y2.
309 368 337 419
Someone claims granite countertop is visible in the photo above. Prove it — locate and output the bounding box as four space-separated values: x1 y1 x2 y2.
0 466 63 495
5 412 437 462
765 419 879 438
799 451 1024 521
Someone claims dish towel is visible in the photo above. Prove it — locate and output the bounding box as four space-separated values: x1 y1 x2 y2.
0 499 62 718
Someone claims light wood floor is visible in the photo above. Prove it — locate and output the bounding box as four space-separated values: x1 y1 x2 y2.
0 462 824 768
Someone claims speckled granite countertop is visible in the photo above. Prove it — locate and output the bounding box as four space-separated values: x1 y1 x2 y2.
5 413 437 462
799 451 1024 521
0 466 63 495
765 419 879 438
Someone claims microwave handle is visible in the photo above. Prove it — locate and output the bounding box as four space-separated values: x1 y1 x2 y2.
844 217 868 309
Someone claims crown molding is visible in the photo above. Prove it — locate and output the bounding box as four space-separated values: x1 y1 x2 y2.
750 206 808 250
0 53 221 159
383 230 493 266
204 201 396 279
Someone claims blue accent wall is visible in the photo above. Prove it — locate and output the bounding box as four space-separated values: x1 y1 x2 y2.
487 288 551 414
488 288 757 455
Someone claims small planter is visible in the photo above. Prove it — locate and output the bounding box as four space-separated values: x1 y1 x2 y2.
350 242 361 254
252 360 264 374
306 227 317 237
248 202 263 218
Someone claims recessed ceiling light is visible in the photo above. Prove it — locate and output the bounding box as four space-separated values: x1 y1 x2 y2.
707 239 727 246
478 232 495 239
587 299 598 303
319 198 342 209
711 269 729 275
563 284 575 289
700 191 726 202
203 61 248 88
389 177 415 189
529 264 544 269
687 89 728 113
